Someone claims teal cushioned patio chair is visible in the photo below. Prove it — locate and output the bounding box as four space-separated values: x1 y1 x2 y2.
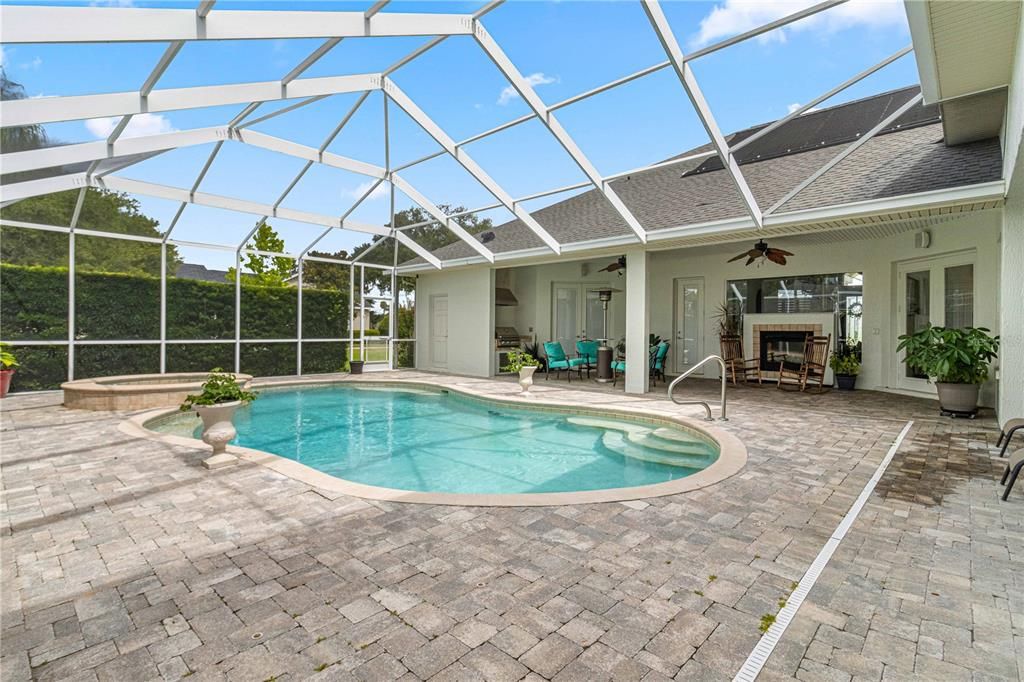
611 358 627 386
576 340 599 379
650 341 670 387
544 341 587 382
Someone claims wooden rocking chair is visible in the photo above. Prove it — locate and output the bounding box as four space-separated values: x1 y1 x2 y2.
777 334 830 392
719 334 761 385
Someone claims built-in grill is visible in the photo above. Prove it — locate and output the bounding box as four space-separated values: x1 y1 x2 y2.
495 326 522 349
495 326 524 375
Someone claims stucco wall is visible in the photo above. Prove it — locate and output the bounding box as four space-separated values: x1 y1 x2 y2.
1001 153 1024 421
1003 8 1024 192
414 267 495 377
647 210 1002 403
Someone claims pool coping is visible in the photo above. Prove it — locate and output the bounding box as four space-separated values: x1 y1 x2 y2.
119 375 747 507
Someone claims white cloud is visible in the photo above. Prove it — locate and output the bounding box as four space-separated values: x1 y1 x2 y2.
85 113 176 139
497 72 558 105
786 102 822 115
689 0 907 49
19 56 42 71
345 180 389 201
0 46 9 67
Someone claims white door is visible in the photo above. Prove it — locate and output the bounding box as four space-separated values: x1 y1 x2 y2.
895 253 975 391
673 277 704 374
430 295 448 369
552 283 607 353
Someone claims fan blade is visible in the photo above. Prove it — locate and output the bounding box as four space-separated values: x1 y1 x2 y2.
771 248 794 257
766 251 787 265
727 252 748 262
745 255 757 266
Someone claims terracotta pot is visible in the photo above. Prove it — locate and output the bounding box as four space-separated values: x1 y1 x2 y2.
835 374 857 391
0 369 14 398
518 366 537 395
193 401 241 455
935 382 980 414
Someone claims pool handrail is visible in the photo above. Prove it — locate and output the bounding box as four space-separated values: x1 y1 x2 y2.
667 354 727 422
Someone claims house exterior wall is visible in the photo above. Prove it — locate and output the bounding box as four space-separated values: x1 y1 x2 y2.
414 267 495 377
1001 152 1024 421
647 209 1001 403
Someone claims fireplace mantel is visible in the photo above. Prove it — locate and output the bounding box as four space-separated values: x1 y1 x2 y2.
742 313 834 383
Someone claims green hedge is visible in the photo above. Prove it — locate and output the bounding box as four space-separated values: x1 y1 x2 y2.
1 264 352 391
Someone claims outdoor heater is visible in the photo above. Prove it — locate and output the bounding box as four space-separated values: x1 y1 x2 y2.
590 287 621 383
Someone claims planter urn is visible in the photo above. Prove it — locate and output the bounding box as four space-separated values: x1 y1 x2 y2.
936 382 980 415
0 369 14 398
835 374 857 391
518 366 537 395
350 360 365 375
193 401 241 455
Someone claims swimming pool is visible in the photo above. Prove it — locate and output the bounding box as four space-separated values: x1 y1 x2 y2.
150 383 727 500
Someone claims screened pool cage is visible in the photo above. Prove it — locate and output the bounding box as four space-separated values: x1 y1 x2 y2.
1 0 915 390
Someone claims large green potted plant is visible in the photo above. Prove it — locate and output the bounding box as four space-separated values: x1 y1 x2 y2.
502 350 541 395
896 326 999 414
0 344 18 398
180 369 258 456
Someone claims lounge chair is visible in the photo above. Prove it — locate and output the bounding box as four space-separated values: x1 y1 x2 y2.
543 341 587 382
1000 448 1023 500
611 358 626 386
650 341 670 386
996 417 1024 458
576 340 599 379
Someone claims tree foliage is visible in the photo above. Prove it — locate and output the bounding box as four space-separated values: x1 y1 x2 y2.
1 68 49 155
1 189 181 274
226 221 295 286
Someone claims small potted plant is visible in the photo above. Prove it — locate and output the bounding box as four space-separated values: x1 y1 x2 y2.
180 369 258 459
829 347 861 391
502 349 541 395
897 326 999 416
0 344 18 398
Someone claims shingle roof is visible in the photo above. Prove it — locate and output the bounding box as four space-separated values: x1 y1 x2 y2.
411 86 1002 264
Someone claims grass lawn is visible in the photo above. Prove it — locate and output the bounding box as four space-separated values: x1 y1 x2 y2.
350 344 389 362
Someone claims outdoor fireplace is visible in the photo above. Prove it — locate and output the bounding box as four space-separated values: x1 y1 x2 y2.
759 331 810 373
750 323 824 376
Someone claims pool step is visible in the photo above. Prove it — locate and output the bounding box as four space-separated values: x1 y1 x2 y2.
650 427 710 445
566 416 650 435
602 432 715 469
626 431 712 457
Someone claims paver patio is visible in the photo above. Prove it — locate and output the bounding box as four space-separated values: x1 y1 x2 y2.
1 372 1021 681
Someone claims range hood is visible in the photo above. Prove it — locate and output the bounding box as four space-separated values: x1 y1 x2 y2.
495 287 519 306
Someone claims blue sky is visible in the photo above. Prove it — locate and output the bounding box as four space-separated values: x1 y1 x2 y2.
2 0 917 268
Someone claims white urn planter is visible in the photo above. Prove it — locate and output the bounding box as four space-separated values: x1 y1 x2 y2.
193 401 241 466
518 366 537 395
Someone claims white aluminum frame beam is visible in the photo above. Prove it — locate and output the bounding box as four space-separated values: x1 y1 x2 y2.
763 92 924 216
0 6 474 43
383 79 561 253
642 0 763 228
474 22 647 243
1 73 379 127
390 175 494 262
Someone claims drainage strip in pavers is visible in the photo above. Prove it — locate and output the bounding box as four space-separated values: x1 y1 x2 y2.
733 420 914 682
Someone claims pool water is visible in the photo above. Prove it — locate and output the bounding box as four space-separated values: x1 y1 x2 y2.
156 384 719 494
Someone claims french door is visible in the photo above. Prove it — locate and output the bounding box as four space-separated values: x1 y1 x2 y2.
673 278 704 375
430 295 448 369
895 252 975 392
552 283 605 352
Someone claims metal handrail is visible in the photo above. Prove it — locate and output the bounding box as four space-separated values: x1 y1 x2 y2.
667 354 728 421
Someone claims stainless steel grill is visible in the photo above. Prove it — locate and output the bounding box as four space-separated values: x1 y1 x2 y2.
494 326 522 349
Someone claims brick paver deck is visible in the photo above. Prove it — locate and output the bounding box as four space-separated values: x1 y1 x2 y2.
2 372 1021 681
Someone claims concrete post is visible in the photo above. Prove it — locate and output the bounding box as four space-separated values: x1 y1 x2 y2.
624 247 650 395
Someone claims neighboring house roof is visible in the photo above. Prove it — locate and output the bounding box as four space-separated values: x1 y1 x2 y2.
175 263 230 282
411 86 1002 264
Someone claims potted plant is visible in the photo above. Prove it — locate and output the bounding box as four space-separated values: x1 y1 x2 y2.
502 350 541 395
523 342 546 372
829 347 860 390
180 369 258 457
714 302 741 337
896 326 999 415
1 344 18 398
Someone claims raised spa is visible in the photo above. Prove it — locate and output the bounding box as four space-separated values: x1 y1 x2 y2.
64 372 253 411
151 384 722 496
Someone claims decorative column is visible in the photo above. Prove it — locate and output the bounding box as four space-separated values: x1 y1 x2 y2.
624 247 650 395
